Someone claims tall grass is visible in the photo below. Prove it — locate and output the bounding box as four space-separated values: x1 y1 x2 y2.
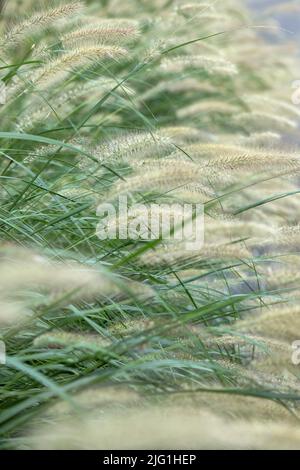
1 0 300 449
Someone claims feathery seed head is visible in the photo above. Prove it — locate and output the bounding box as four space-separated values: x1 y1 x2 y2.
2 2 84 49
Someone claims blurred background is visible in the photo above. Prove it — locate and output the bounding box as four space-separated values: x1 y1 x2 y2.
249 0 300 37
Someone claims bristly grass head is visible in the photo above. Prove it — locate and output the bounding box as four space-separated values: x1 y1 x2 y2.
1 0 300 450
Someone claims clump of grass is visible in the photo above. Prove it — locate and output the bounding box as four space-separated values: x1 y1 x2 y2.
1 0 300 451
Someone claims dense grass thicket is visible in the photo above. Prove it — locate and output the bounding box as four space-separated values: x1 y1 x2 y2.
1 0 300 449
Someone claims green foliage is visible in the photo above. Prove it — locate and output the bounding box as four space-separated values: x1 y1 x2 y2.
1 0 300 449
